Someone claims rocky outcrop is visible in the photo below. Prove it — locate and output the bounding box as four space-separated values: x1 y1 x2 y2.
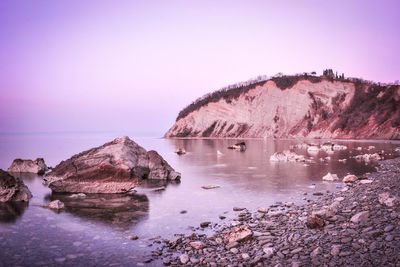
148 150 181 180
0 169 32 202
44 136 180 193
165 75 400 139
7 158 47 174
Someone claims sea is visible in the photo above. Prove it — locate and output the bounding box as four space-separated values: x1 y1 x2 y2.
0 132 399 266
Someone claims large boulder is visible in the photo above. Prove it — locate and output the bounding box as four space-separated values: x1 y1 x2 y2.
148 150 181 180
44 136 180 193
7 158 47 175
0 169 32 202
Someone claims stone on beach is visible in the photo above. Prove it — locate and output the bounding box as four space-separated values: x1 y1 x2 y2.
223 225 253 244
350 211 369 223
306 214 325 228
342 174 358 183
42 200 65 210
44 136 180 193
0 169 32 202
189 241 205 250
7 158 47 175
322 172 339 181
378 192 399 207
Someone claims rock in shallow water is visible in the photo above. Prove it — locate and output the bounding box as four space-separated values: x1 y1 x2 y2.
44 136 180 193
7 158 47 174
42 200 64 210
0 170 32 202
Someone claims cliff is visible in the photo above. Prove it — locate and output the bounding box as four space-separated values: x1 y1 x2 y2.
165 75 400 139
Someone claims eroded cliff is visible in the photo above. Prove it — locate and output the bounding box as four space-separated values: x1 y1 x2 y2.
165 77 400 139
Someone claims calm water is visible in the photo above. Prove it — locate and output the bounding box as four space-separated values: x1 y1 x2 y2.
0 133 399 266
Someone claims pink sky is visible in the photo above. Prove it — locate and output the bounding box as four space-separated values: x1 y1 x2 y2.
0 0 399 135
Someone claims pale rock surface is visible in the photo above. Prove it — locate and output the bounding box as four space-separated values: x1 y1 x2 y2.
42 200 64 210
322 173 339 181
378 192 399 207
350 211 369 223
0 169 32 202
343 174 358 183
165 79 400 139
8 158 47 174
224 225 253 244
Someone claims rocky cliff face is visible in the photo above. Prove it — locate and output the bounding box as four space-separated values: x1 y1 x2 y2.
165 78 400 139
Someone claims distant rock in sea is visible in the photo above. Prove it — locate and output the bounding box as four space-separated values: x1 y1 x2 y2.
44 136 181 193
165 72 400 139
8 158 47 175
0 169 32 202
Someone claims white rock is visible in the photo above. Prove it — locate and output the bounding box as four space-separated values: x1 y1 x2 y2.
331 245 341 256
360 179 373 184
241 253 250 260
379 192 399 207
263 247 274 257
322 173 339 181
350 211 369 223
179 254 189 264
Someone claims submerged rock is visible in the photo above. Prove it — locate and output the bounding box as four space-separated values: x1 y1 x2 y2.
42 200 65 210
44 136 180 193
7 158 47 175
0 169 32 202
270 150 305 162
228 142 246 151
175 148 186 155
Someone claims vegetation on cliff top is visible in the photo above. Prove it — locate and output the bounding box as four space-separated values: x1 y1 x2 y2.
176 69 393 121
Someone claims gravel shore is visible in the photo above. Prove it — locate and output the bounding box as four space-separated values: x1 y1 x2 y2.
151 157 400 266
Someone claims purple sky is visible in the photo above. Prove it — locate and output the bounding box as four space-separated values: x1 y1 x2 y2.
0 0 399 135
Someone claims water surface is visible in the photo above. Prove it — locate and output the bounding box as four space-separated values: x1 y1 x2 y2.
0 133 399 266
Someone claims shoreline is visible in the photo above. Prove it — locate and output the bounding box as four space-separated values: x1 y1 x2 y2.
163 136 400 144
147 157 400 266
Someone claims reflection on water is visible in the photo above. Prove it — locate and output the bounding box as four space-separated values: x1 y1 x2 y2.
0 201 28 223
49 193 149 228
